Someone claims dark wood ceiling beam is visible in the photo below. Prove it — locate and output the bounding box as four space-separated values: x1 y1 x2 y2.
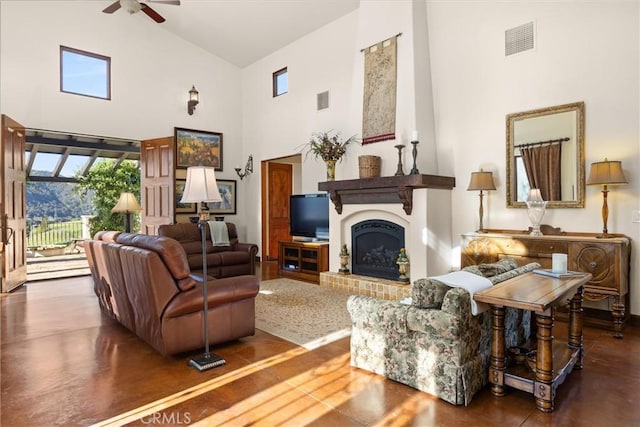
26 135 140 154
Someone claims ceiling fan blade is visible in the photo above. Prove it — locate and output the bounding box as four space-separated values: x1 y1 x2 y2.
102 1 122 14
148 0 180 5
141 4 166 23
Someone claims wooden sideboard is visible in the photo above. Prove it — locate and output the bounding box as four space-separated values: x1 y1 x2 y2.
461 228 631 338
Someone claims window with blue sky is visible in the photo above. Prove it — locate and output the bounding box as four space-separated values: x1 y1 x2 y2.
273 67 288 97
60 46 111 100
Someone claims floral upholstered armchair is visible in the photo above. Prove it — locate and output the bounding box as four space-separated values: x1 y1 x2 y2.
347 258 540 406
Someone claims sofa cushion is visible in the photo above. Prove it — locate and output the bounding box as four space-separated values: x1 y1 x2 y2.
412 278 453 309
476 257 518 277
114 233 193 286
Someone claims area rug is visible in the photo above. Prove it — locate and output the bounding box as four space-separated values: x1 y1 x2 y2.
255 278 352 350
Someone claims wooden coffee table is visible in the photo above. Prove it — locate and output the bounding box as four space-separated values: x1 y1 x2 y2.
474 271 592 412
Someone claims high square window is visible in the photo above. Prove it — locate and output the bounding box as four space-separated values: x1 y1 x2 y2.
60 46 111 100
273 67 288 97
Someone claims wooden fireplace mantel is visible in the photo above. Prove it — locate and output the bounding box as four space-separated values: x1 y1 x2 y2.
318 174 455 215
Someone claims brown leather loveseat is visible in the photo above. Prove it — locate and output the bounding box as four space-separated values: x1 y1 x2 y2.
84 231 259 356
158 222 258 279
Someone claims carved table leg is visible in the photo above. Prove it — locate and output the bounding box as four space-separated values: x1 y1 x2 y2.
488 305 506 396
534 309 555 413
569 286 584 369
611 296 625 339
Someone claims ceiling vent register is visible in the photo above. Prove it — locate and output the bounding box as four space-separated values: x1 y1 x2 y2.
505 21 535 56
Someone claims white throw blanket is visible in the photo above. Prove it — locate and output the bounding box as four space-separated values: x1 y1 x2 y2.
431 271 493 315
207 221 230 246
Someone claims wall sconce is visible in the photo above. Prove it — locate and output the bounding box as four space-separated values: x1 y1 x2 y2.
587 158 628 238
187 85 199 115
235 155 253 180
467 169 496 233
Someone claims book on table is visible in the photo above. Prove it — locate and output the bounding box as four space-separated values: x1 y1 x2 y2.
533 269 584 278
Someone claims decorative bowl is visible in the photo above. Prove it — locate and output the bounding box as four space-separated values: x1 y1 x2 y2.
507 346 528 365
189 216 199 224
526 350 537 372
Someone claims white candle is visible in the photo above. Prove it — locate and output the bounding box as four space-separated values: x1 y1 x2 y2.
552 253 568 274
411 131 419 141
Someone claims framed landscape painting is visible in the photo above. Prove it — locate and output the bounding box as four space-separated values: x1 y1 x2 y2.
175 127 223 171
207 179 237 215
175 179 196 213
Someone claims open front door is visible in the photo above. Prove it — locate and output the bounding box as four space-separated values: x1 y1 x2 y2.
1 115 27 292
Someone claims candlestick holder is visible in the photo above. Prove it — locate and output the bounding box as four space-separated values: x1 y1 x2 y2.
394 145 405 176
409 140 420 175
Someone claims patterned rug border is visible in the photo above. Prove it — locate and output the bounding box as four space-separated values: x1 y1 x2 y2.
255 278 352 350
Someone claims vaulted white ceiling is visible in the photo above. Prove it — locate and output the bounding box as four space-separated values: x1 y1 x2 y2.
106 0 360 68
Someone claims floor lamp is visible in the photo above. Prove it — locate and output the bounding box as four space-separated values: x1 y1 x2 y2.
111 192 142 233
587 158 628 238
467 169 496 233
180 166 225 371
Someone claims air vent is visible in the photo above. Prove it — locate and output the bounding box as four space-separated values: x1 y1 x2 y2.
505 21 534 56
317 91 329 110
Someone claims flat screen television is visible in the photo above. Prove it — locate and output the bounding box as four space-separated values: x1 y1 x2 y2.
289 193 329 241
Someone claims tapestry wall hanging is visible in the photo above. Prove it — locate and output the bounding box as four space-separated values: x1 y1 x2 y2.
362 35 398 145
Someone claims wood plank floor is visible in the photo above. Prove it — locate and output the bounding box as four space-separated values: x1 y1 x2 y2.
1 261 639 426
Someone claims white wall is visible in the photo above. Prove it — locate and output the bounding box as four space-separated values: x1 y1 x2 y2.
0 1 248 232
427 1 640 313
241 0 442 257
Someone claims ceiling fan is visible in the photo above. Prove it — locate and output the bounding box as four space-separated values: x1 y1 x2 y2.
102 0 180 24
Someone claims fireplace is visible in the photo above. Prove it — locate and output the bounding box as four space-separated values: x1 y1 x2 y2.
351 219 405 280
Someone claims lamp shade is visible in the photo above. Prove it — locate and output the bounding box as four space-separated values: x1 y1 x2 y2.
587 159 628 185
111 192 142 213
181 166 222 203
467 170 496 191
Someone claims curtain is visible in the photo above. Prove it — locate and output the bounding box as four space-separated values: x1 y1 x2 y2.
520 143 562 201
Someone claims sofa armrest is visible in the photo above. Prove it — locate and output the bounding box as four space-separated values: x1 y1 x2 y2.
233 242 258 256
347 295 408 334
163 275 259 318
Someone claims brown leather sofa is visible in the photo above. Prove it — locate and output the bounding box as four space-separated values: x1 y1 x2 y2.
157 222 258 279
84 231 259 356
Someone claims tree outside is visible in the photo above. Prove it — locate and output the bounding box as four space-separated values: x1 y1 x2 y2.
74 160 140 236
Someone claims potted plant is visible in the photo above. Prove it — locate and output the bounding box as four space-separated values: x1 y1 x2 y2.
301 130 358 181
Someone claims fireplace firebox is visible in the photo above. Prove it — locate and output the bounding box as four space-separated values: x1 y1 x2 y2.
351 219 405 280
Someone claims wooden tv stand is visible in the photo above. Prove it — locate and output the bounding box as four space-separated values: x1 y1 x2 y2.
278 240 329 283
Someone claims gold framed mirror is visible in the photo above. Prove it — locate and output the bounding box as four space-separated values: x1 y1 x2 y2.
506 101 585 208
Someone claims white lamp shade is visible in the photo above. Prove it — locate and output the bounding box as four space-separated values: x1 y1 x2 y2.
180 166 222 203
111 192 142 213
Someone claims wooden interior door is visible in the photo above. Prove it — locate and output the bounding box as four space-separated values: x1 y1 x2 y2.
1 115 27 292
263 162 292 261
140 136 174 235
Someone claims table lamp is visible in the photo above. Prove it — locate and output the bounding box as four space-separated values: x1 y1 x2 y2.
467 169 496 233
587 158 628 238
180 166 225 371
111 192 142 233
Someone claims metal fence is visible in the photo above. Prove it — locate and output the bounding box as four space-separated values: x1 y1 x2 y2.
26 218 84 249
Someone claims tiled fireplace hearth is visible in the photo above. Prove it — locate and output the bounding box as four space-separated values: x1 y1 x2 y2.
319 271 411 300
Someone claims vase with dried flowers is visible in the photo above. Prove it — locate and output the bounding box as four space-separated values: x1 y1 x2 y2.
300 130 358 181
